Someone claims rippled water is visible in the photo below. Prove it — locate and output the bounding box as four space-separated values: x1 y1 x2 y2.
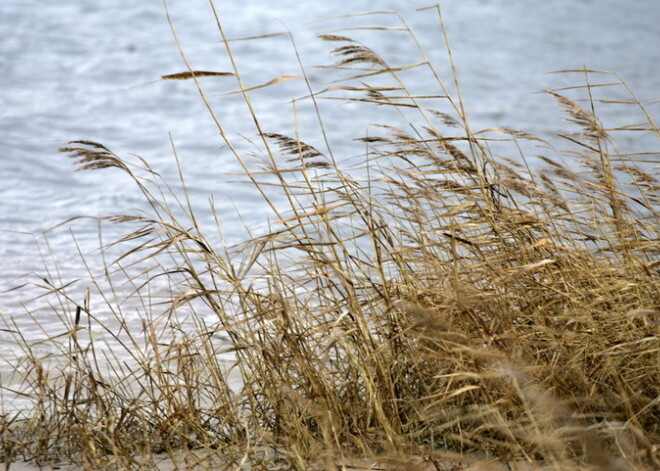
1 1 658 407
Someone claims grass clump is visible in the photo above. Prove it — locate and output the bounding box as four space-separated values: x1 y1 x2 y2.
1 4 658 470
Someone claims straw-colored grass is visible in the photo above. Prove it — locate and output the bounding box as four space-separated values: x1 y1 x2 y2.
1 4 658 470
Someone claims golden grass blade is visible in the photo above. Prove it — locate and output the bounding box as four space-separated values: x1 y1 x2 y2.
161 70 235 80
217 75 302 96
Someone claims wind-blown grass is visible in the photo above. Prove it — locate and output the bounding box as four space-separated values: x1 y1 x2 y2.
1 4 658 470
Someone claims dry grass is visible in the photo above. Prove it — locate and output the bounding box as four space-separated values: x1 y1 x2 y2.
1 4 658 470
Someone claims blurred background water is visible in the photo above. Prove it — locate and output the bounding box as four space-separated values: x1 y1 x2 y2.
0 1 658 397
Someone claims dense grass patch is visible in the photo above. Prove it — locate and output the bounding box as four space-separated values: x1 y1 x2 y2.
1 5 658 470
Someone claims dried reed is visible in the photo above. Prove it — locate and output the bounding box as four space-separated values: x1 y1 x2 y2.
1 3 658 471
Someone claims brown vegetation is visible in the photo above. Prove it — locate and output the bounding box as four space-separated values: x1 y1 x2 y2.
1 5 658 470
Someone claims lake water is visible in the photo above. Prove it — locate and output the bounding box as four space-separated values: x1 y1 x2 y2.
0 1 658 408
